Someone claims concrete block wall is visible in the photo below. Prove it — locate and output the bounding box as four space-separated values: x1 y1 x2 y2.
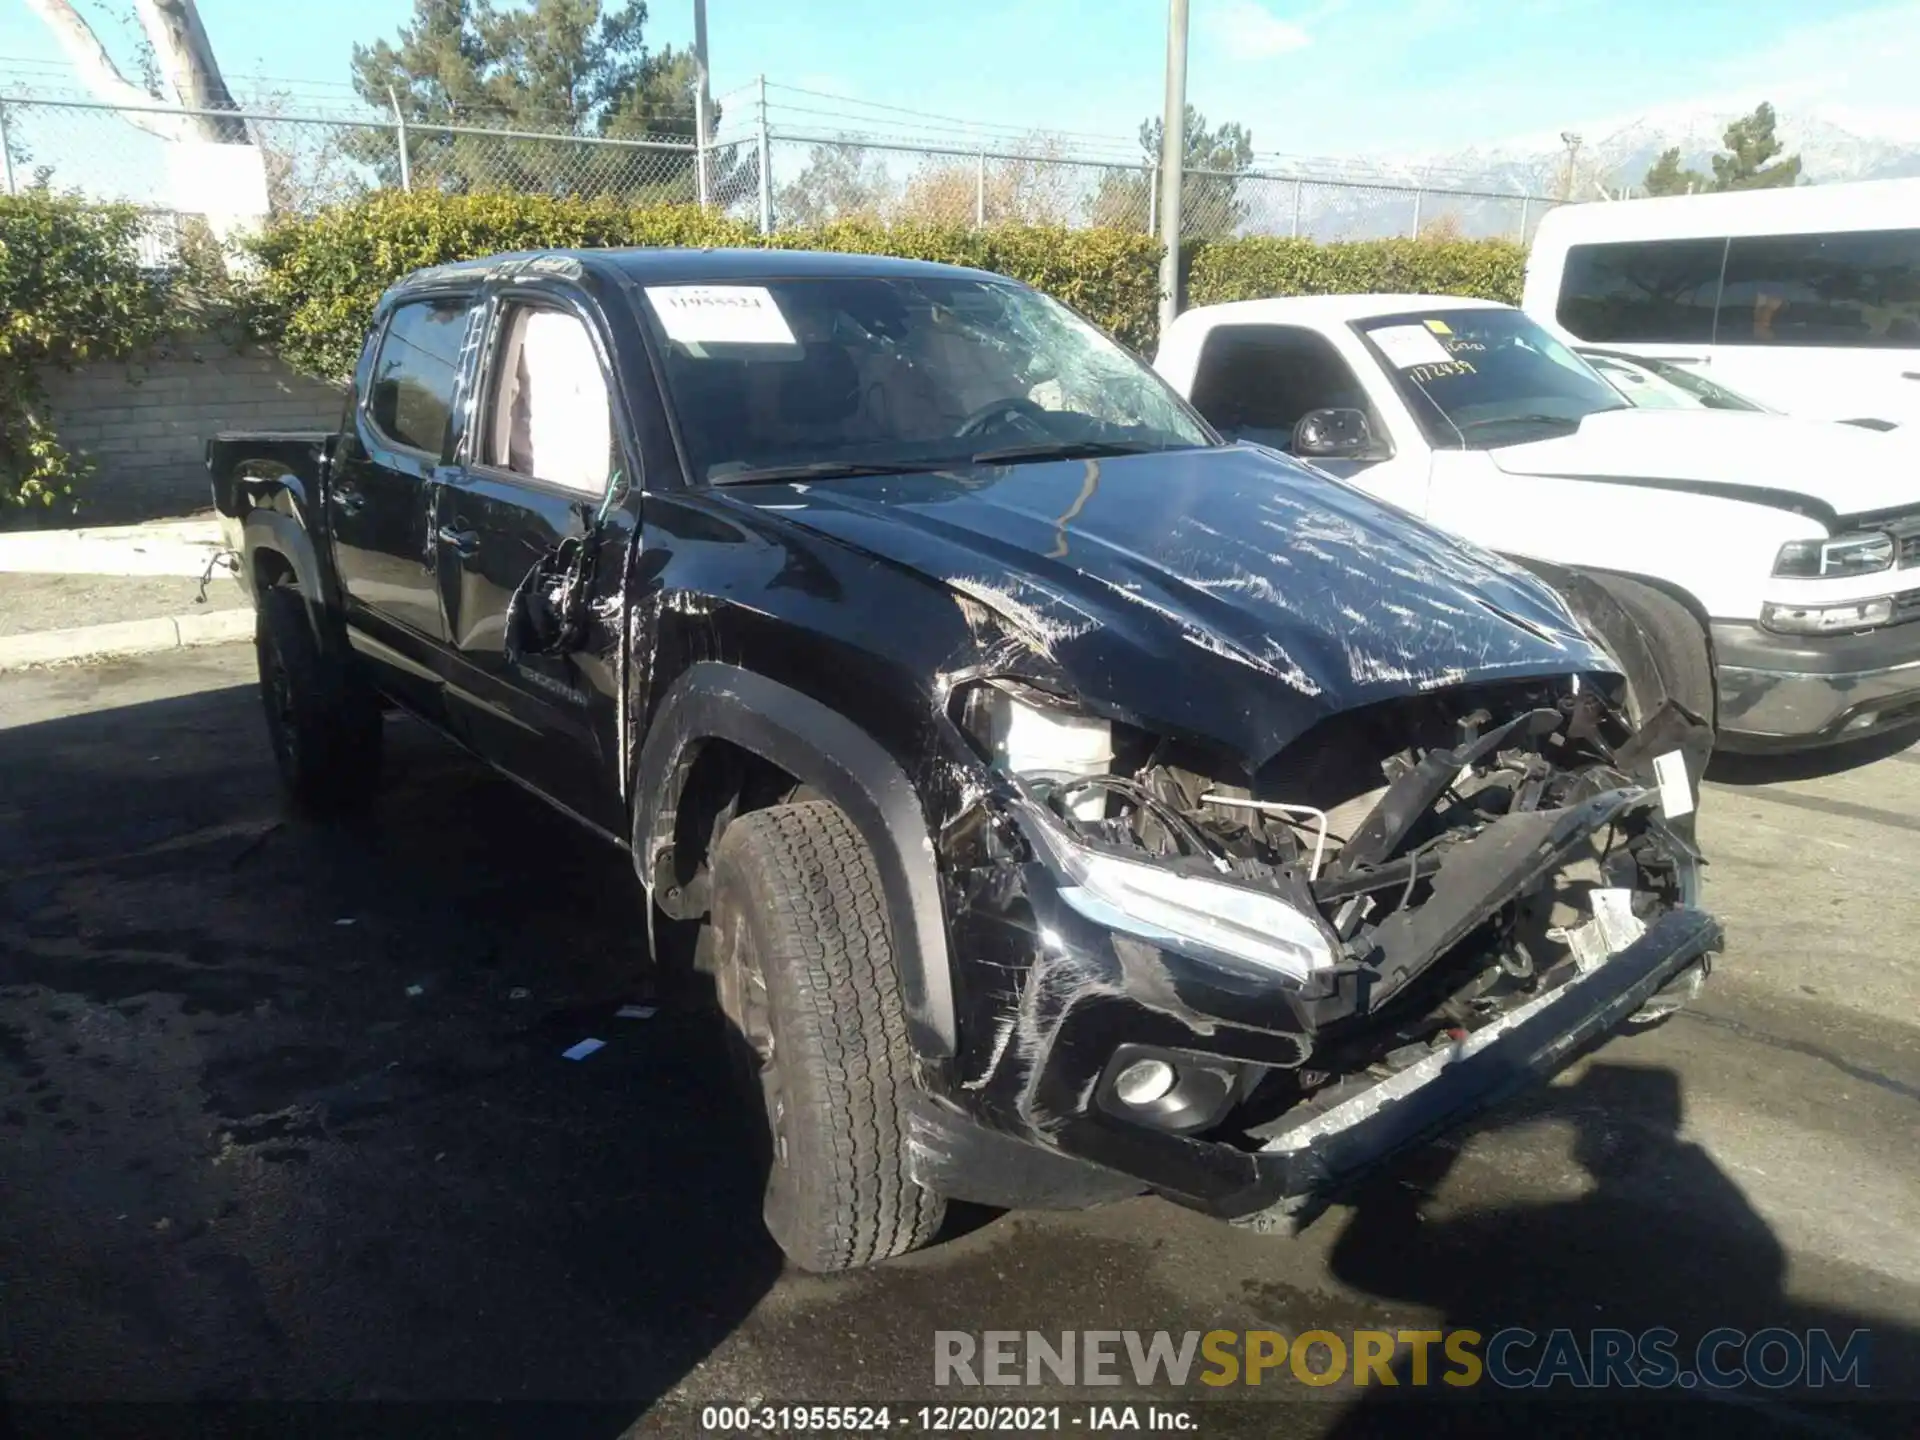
39 338 345 523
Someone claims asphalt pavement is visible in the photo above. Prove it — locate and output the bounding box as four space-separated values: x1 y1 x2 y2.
2 645 1917 1438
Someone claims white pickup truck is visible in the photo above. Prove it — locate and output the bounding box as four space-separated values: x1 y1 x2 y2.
1154 294 1920 753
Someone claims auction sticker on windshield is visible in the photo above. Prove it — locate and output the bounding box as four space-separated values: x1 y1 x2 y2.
1369 324 1452 369
645 285 797 346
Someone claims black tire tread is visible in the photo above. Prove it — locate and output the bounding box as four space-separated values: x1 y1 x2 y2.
713 801 943 1271
1592 574 1716 728
256 586 382 815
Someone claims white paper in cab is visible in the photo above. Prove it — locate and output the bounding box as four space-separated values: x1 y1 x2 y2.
644 285 796 345
1369 324 1452 369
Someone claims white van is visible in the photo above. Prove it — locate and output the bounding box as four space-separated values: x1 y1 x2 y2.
1522 179 1920 428
1154 294 1920 754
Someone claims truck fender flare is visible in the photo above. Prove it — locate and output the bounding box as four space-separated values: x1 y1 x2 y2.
241 509 329 639
632 662 956 1059
1515 558 1716 711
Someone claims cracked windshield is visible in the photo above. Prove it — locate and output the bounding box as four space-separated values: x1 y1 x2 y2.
642 276 1213 483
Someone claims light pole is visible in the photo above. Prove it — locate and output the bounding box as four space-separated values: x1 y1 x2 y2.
1156 0 1188 336
693 0 713 208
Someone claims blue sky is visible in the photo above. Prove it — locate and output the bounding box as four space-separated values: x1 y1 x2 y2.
2 0 1917 159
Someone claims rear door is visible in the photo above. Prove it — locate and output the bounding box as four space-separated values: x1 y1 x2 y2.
433 286 634 836
330 292 474 718
1709 228 1920 426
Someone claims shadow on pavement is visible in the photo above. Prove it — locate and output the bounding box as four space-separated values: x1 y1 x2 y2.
0 678 784 1430
1707 725 1920 787
1317 1061 1919 1436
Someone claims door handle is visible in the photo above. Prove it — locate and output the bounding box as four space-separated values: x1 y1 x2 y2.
436 525 480 558
333 486 366 515
1902 372 1920 381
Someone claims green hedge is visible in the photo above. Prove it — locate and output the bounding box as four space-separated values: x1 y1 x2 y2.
2 188 1529 513
247 192 1163 379
0 192 169 512
248 193 1527 382
1187 236 1528 309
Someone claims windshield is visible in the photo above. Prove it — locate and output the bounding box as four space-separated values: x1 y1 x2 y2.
639 275 1214 483
1353 307 1630 448
1584 352 1768 413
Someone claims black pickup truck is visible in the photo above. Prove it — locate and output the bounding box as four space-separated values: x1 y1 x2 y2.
209 248 1720 1272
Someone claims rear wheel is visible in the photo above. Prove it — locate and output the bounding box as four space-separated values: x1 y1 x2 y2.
708 801 945 1272
255 586 382 816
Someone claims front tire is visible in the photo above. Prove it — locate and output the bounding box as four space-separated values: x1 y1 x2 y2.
255 586 382 816
708 801 945 1272
1591 574 1716 729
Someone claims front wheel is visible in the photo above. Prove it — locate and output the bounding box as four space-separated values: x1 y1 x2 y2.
708 801 945 1272
1590 574 1716 730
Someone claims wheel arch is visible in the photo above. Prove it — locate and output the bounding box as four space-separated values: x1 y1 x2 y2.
241 509 330 637
1516 557 1719 724
631 662 956 1059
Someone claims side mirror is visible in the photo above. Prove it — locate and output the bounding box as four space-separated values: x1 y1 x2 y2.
1292 408 1377 459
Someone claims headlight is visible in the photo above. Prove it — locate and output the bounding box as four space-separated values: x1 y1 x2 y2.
956 678 1112 822
1773 532 1893 578
1760 598 1893 634
1016 809 1337 981
1054 843 1338 981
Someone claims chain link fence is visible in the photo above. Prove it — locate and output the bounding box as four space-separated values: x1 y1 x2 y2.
0 90 1556 262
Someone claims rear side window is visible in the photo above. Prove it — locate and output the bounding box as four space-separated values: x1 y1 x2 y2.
1556 238 1726 343
1187 324 1379 450
1718 229 1920 348
368 297 472 455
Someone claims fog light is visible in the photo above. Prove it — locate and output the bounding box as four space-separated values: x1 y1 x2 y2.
1113 1058 1178 1107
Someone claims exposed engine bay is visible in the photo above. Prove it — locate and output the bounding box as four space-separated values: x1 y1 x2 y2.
970 673 1710 1155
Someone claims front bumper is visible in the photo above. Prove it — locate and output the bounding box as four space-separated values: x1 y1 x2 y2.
1714 616 1920 750
916 907 1718 1219
920 778 1720 1220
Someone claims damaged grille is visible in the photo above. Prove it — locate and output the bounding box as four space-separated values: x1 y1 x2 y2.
1019 679 1707 1146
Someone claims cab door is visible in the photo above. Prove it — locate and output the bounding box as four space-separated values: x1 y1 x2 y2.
1182 322 1434 515
330 292 474 720
432 287 634 836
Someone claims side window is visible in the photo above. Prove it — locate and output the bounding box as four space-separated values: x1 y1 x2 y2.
1556 239 1726 343
368 297 471 455
1187 325 1380 450
483 303 613 495
1718 229 1920 348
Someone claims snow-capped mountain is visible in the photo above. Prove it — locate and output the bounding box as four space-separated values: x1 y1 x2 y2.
1267 108 1920 243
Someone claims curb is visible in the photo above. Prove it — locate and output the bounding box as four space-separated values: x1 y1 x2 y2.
0 519 225 579
0 607 254 672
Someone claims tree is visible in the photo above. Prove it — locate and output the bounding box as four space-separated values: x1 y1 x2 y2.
894 134 1076 226
23 0 243 142
774 143 891 226
1642 146 1707 197
1711 102 1802 191
1085 106 1255 238
1641 103 1801 196
349 0 728 200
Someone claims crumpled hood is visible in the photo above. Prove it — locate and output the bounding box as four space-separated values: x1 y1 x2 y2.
731 445 1615 766
1488 409 1920 521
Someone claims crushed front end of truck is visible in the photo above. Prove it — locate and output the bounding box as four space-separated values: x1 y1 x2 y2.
914 671 1719 1227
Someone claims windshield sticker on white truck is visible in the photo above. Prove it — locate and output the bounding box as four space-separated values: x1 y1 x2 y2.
645 285 797 346
1370 324 1452 369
